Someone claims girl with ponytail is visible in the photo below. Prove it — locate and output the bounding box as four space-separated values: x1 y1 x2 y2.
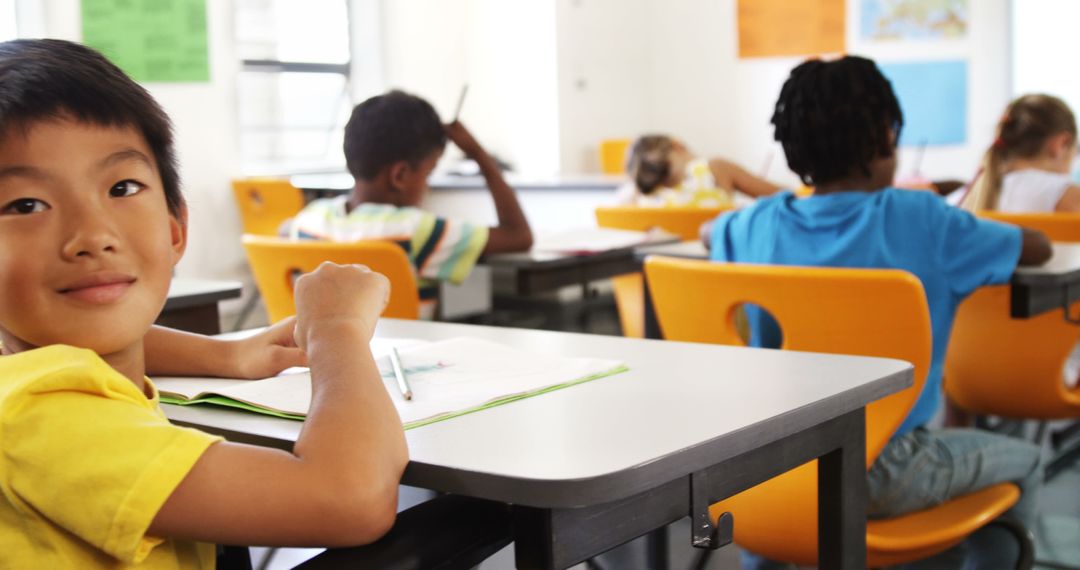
961 94 1080 212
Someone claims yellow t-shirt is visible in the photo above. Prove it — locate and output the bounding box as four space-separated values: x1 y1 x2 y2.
0 345 223 569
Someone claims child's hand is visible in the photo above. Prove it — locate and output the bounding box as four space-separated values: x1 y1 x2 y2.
293 262 390 352
227 317 307 379
445 121 487 160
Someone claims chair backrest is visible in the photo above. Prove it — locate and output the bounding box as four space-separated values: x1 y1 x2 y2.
978 210 1080 241
242 235 420 323
644 258 932 564
645 258 931 461
595 206 728 241
945 211 1080 417
598 138 631 175
232 179 305 236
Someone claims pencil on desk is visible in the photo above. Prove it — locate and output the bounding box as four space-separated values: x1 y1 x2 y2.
390 347 413 401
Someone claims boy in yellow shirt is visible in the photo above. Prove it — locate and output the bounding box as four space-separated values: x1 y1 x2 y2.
0 39 410 567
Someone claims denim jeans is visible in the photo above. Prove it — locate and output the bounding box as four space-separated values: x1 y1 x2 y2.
742 427 1042 570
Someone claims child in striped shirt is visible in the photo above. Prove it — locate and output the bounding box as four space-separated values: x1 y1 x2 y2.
288 90 533 314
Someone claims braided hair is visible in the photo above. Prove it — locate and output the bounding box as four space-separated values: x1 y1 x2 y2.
771 56 903 186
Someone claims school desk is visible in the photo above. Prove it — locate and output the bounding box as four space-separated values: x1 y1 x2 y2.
163 319 911 569
1010 243 1080 320
156 278 243 335
290 172 623 202
634 241 1080 338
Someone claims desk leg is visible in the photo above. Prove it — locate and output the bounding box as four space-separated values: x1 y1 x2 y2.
643 277 663 340
817 408 867 569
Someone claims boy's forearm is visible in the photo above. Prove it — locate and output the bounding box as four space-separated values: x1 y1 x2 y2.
476 153 530 236
144 326 234 377
294 322 408 488
1018 228 1052 266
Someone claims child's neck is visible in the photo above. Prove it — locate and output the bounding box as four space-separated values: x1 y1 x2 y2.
1005 155 1069 175
814 173 890 196
348 181 399 212
104 342 151 396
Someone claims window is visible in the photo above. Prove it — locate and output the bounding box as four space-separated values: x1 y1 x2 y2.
235 0 354 174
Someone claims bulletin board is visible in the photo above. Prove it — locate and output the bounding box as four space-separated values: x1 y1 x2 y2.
737 0 846 58
82 0 210 82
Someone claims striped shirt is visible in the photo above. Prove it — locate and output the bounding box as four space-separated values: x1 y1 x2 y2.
287 198 489 316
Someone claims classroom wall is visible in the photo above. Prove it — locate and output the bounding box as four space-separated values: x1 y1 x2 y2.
553 0 655 174
1012 0 1080 114
35 0 248 288
378 0 561 176
556 0 1012 186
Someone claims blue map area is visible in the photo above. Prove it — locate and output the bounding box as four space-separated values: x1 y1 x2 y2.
879 60 968 146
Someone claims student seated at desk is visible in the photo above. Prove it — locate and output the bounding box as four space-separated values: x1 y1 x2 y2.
0 39 410 567
285 90 533 316
960 93 1080 214
959 94 1080 392
615 134 784 207
705 55 1051 569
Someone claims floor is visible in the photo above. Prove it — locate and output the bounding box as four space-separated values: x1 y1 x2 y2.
236 291 1079 569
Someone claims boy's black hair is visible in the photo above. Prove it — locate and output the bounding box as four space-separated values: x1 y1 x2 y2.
0 39 184 218
344 90 447 181
771 56 904 186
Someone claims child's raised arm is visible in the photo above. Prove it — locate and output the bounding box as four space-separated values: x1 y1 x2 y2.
143 318 306 380
708 158 783 198
445 121 533 254
149 263 408 547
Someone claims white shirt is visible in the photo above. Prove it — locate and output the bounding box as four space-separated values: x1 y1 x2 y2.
997 168 1072 212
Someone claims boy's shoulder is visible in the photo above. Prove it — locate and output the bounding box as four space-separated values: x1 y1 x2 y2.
0 345 135 402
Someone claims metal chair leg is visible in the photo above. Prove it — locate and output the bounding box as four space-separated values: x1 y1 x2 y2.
985 515 1035 570
1044 437 1080 482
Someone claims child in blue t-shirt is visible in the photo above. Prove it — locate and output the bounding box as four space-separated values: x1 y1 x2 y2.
708 55 1051 569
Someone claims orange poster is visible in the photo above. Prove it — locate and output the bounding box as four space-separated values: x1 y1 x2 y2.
738 0 846 59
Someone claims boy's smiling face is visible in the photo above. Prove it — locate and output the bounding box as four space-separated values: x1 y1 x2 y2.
0 118 186 359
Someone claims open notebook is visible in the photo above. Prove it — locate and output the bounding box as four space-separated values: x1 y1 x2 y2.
156 337 627 430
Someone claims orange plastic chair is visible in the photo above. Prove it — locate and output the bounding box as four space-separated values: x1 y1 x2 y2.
945 211 1080 420
242 235 420 323
598 138 632 175
978 211 1080 241
595 206 727 338
644 258 1021 566
232 178 305 236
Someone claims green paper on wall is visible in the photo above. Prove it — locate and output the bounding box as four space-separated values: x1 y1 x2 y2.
81 0 209 83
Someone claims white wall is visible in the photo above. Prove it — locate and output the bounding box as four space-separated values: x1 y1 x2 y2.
554 0 654 174
1012 0 1080 113
35 0 246 286
555 0 1011 186
383 0 1011 186
379 0 560 176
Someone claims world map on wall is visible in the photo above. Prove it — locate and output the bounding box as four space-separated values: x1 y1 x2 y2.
860 0 968 41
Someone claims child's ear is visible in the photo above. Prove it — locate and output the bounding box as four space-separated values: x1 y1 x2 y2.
1048 132 1074 158
169 206 188 264
388 160 411 193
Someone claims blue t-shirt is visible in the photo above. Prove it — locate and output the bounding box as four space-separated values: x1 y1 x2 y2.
709 189 1021 436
